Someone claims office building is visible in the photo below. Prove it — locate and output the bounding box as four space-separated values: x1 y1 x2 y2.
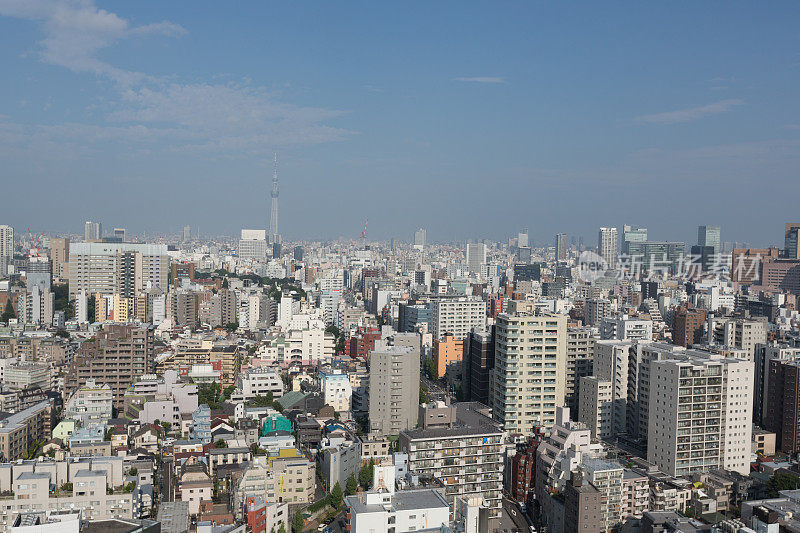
598 227 618 268
64 325 154 409
754 343 800 426
492 310 567 431
414 228 426 248
513 262 540 282
67 242 169 298
368 343 420 435
672 306 706 347
183 225 191 242
431 296 485 341
433 332 462 379
626 241 685 273
0 225 12 277
766 360 800 454
50 237 69 280
786 223 800 259
555 232 567 261
466 243 486 275
622 225 648 255
647 353 753 477
84 221 101 241
463 328 495 405
113 228 127 242
698 225 721 253
239 229 268 261
518 229 529 248
293 246 303 261
563 473 603 533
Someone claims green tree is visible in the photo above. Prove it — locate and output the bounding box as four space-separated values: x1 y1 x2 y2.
330 482 343 510
224 322 238 332
359 460 374 489
346 473 358 495
55 329 70 338
1 300 15 322
214 439 227 449
292 510 304 533
767 471 800 497
278 524 286 533
87 294 96 322
419 384 429 405
222 278 229 289
129 467 138 476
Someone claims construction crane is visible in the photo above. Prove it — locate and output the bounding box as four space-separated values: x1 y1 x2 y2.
26 229 45 258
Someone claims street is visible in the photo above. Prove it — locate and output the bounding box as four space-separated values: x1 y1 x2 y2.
500 497 532 533
160 458 174 503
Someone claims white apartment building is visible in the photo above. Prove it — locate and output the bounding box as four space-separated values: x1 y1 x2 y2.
706 316 768 359
67 242 169 298
345 464 450 533
431 297 485 341
492 311 567 432
319 367 352 413
239 229 268 261
232 368 284 402
64 379 113 427
600 316 653 341
578 376 614 440
579 458 624 531
647 352 753 477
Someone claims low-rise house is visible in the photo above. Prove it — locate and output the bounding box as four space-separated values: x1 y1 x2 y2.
178 464 213 517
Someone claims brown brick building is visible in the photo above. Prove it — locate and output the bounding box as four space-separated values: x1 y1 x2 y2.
64 325 153 409
672 306 706 347
766 359 800 454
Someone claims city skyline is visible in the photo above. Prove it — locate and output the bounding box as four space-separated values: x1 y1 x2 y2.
1 2 799 243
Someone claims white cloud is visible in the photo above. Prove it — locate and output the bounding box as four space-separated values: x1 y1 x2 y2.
0 0 350 155
633 99 744 124
453 76 506 84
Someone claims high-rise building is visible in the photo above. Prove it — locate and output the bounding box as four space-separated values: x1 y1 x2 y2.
706 316 767 359
626 241 685 272
64 324 154 409
239 229 268 261
268 153 280 244
555 232 567 261
565 327 595 412
50 237 69 280
25 256 51 294
182 225 191 242
492 309 567 431
622 225 648 255
293 246 303 261
598 227 618 268
754 343 800 427
67 242 170 298
113 228 127 242
465 242 486 275
430 296 485 341
368 334 420 435
518 228 529 248
414 228 426 248
564 472 603 533
697 225 721 254
766 359 800 454
785 223 800 259
463 327 495 405
0 225 13 262
672 306 706 347
84 221 101 241
647 353 752 477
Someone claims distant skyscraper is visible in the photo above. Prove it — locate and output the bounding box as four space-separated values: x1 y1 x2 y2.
0 225 12 278
466 243 487 275
293 246 304 261
555 233 567 261
518 228 529 248
113 228 127 242
239 229 267 261
414 228 426 248
269 153 280 244
785 223 800 259
182 225 191 242
598 227 618 268
697 225 721 253
622 225 647 255
84 221 101 241
50 237 69 280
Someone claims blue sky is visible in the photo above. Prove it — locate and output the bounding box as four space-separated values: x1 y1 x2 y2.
0 1 799 246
